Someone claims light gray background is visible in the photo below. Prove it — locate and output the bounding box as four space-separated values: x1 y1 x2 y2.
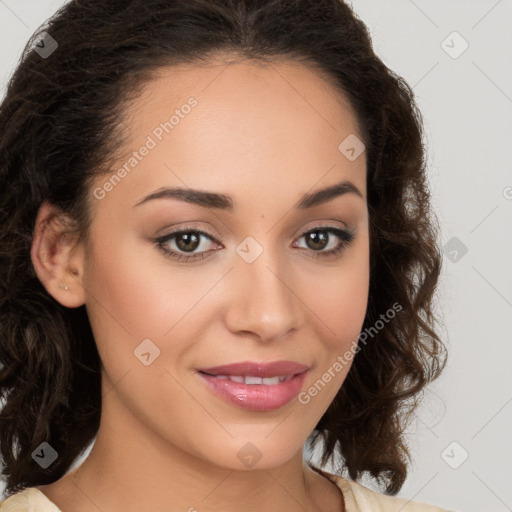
1 1 511 511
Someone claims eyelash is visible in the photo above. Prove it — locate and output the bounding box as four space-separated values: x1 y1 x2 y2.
154 225 355 263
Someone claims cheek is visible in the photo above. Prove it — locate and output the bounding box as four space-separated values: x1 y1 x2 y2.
83 224 195 337
81 225 169 378
296 245 369 414
311 233 370 351
82 224 219 384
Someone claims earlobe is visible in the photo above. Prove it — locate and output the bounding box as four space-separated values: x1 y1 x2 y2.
30 201 87 308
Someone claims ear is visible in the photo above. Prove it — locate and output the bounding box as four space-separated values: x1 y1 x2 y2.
30 200 87 308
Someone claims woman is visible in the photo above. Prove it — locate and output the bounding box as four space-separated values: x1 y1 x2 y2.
0 1 449 510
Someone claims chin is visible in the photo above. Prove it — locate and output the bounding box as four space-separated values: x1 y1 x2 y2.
197 434 305 472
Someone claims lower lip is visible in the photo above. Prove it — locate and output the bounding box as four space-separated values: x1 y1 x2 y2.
197 371 309 411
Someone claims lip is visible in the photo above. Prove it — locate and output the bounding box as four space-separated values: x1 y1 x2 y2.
197 360 310 412
199 360 309 377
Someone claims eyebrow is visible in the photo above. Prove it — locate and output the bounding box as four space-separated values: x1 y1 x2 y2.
133 179 363 210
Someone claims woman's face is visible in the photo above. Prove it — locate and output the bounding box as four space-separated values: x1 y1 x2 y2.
78 59 369 471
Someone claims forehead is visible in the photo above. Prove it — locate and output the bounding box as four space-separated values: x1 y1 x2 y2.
127 57 362 140
91 58 366 216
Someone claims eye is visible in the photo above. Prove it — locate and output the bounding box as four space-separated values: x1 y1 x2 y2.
153 225 355 262
154 226 220 262
294 226 355 259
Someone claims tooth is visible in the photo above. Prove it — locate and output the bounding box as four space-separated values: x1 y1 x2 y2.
221 375 291 385
245 376 263 385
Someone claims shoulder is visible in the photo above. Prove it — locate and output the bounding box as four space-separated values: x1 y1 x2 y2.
0 487 62 512
325 472 453 512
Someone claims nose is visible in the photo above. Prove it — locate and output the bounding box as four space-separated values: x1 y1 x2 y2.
224 245 302 343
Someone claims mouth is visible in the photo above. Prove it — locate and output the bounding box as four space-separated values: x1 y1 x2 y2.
196 360 310 411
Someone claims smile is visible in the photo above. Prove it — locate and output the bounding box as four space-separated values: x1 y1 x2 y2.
197 364 309 411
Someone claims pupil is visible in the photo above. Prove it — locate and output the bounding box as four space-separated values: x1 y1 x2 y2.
308 231 328 250
177 233 199 252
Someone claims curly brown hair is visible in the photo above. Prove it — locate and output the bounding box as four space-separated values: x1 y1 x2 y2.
0 0 447 498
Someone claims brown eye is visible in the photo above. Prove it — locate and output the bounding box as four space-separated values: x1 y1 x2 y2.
154 225 355 263
295 227 355 258
155 227 220 262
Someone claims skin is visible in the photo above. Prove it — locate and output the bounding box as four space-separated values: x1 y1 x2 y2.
31 57 369 512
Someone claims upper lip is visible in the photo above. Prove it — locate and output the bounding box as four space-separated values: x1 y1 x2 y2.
199 360 309 378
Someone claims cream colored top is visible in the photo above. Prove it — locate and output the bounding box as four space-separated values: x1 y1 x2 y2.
0 471 453 511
